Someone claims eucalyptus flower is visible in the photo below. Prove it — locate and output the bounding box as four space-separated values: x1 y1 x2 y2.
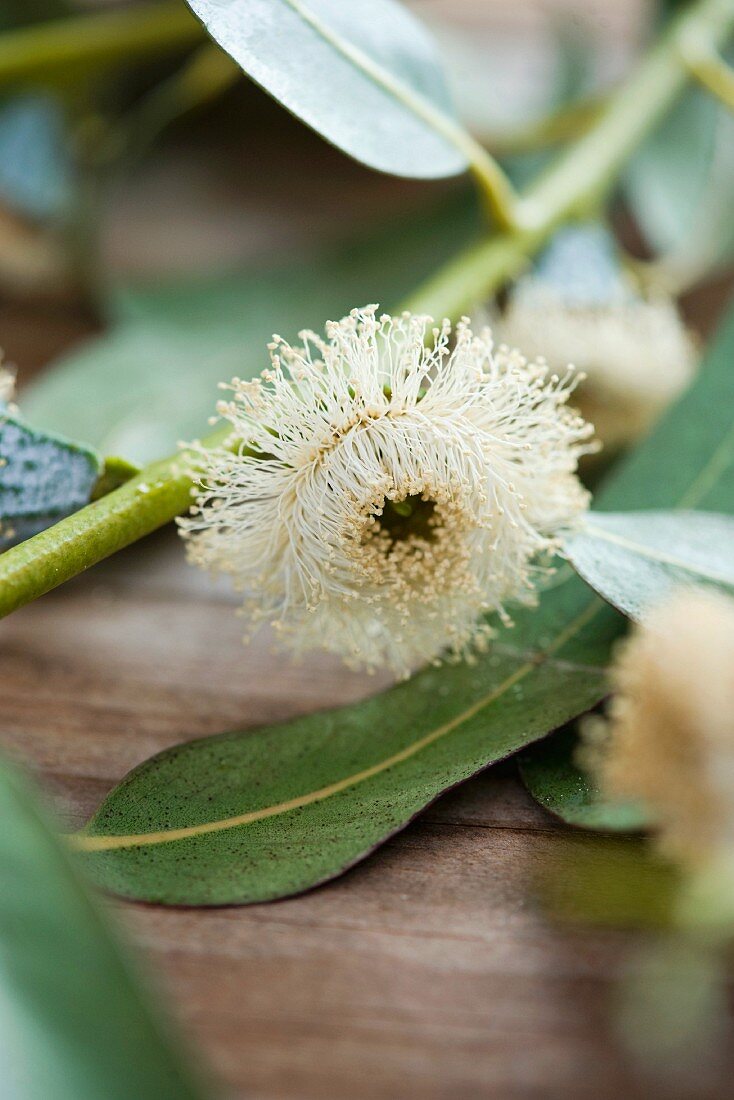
180 306 593 675
493 226 697 451
585 589 734 871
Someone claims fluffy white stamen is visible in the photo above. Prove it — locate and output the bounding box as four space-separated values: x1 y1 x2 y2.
180 306 593 675
583 589 734 872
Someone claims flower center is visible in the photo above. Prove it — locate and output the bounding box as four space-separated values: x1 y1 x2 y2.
374 495 438 548
340 487 480 614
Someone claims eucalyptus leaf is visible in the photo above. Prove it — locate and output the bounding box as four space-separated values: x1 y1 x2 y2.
519 727 649 833
625 86 734 273
0 756 204 1099
0 403 101 549
184 0 467 179
77 607 609 906
74 295 734 906
0 94 73 220
23 193 481 464
564 510 734 621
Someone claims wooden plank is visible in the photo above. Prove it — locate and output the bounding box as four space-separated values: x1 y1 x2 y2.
1 538 727 1099
2 2 732 1089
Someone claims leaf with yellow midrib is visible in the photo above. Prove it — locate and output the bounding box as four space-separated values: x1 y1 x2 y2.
75 300 734 906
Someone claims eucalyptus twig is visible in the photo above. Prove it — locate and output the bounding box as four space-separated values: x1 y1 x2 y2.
0 426 230 620
85 43 241 170
680 40 734 110
0 0 733 621
0 0 203 90
483 94 605 157
403 0 734 318
439 127 521 231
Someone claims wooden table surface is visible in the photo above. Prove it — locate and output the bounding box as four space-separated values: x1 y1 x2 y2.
2 3 733 1095
1 524 731 1100
3 208 734 1100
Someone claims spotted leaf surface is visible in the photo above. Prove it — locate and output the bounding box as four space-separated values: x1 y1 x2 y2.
519 728 649 833
0 403 101 549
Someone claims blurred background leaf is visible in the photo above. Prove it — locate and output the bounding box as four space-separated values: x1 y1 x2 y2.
533 832 679 929
0 1 71 34
0 754 206 1099
0 94 73 221
22 191 482 462
624 86 734 284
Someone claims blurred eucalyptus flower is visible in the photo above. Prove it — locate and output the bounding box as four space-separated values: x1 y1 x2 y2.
493 224 697 452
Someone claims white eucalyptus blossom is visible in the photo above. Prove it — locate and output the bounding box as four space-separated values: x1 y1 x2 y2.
492 226 697 450
180 306 593 675
584 589 734 871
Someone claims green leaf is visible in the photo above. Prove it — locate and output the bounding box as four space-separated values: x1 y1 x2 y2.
519 728 649 833
0 756 204 1099
74 296 734 906
0 402 101 549
76 605 609 906
564 510 734 621
22 193 482 464
625 85 734 273
184 0 467 179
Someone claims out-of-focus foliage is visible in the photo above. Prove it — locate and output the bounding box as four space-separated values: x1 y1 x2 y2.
0 94 73 220
0 1 70 33
23 194 482 462
625 86 734 277
0 754 206 1099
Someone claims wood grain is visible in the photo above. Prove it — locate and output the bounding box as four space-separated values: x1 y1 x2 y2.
2 0 732 1089
1 535 731 1100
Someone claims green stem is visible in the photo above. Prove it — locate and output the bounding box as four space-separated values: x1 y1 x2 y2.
403 0 734 317
446 130 520 231
485 94 604 157
1 0 733 620
0 429 228 619
0 1 203 89
88 43 241 170
681 42 734 110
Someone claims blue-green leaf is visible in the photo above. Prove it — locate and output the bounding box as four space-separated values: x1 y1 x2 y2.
625 86 734 274
22 193 482 464
564 511 734 621
185 0 468 179
0 402 101 549
0 94 73 220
